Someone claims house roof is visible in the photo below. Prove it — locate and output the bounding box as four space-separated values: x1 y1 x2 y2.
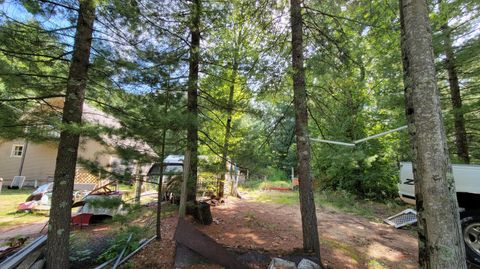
47 97 157 158
84 103 157 158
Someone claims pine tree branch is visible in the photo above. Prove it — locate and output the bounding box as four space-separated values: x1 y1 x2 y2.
0 94 66 102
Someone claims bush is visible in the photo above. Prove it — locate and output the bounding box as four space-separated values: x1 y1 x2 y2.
265 167 288 181
313 147 399 200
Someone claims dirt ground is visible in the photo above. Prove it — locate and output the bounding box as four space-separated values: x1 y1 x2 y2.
131 193 419 269
0 220 47 245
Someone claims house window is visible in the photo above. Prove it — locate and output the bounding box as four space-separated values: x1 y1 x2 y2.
11 145 24 157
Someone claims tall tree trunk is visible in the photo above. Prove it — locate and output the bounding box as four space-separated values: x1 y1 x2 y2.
218 59 238 198
399 0 466 267
290 0 321 262
179 149 191 218
442 24 470 164
186 0 201 202
46 1 95 268
156 91 169 240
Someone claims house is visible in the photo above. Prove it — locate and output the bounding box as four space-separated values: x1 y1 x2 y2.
0 98 156 188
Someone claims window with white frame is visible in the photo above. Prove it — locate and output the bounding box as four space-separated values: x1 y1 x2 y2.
11 145 24 157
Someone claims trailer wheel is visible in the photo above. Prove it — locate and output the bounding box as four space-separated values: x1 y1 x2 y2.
461 211 480 265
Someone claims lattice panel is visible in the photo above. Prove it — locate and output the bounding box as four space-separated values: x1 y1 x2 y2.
74 168 99 184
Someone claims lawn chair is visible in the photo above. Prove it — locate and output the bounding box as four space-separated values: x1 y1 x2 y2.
8 176 26 189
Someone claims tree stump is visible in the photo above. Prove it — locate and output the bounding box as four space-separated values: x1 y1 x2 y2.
186 201 212 225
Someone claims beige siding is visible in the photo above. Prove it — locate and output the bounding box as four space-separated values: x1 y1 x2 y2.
78 139 112 168
0 139 57 186
0 139 24 181
0 138 114 186
21 141 58 181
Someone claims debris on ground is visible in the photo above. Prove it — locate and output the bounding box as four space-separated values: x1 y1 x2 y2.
18 182 97 211
71 181 124 226
297 259 321 269
384 209 417 228
268 258 296 269
212 218 222 225
128 196 419 268
0 235 47 269
199 196 226 207
0 237 28 261
267 258 321 269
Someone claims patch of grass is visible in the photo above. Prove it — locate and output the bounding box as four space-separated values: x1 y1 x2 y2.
258 180 292 189
245 190 299 205
240 179 292 190
117 183 134 192
368 259 386 269
242 187 410 221
244 211 278 231
322 237 362 263
316 190 410 221
0 188 48 227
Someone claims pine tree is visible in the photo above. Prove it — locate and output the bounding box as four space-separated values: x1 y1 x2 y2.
46 1 96 268
399 0 466 267
290 0 322 262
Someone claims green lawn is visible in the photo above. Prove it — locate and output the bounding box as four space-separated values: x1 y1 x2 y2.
0 188 48 228
242 187 410 222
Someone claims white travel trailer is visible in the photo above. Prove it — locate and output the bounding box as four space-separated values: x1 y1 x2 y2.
398 162 480 264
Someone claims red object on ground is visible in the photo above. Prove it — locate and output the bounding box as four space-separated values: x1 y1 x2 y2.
18 201 37 210
268 187 292 191
71 213 93 226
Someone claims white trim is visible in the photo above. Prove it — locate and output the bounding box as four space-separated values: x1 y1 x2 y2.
10 144 24 158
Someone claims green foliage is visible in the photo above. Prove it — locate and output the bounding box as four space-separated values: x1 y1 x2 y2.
265 167 288 181
69 234 93 263
0 19 68 141
302 0 409 200
86 196 123 209
97 225 143 262
313 146 400 200
198 172 218 194
1 0 479 207
111 203 142 225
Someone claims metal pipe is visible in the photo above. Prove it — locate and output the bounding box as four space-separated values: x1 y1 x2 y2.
354 125 407 144
112 233 133 269
93 257 116 269
310 138 355 147
311 125 408 148
117 236 157 266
